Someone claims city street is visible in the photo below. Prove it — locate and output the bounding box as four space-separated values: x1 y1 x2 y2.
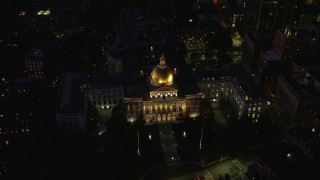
169 150 257 180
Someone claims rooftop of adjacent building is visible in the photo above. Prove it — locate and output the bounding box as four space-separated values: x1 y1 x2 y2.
56 73 84 114
286 125 320 151
279 73 320 98
84 74 125 88
24 48 45 62
310 71 320 82
260 50 281 61
258 142 308 179
117 17 167 47
294 56 320 67
229 64 266 100
244 30 274 49
279 25 320 38
124 76 149 99
224 0 244 13
195 64 266 100
56 72 128 114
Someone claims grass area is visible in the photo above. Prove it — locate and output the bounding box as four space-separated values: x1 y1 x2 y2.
172 101 281 164
135 124 164 178
140 124 162 154
99 120 164 179
172 118 221 163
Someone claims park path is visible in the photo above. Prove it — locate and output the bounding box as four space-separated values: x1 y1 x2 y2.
158 123 180 164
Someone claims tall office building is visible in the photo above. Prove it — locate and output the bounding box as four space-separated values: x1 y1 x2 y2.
305 0 320 5
243 0 304 31
274 73 320 128
272 25 320 69
24 48 46 80
299 2 320 27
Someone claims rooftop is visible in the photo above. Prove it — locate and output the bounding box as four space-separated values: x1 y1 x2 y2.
260 50 281 61
259 142 308 179
118 19 167 47
24 48 46 62
229 64 266 100
56 73 126 114
84 74 125 88
195 64 266 100
280 73 320 99
287 126 320 151
281 25 319 38
56 73 84 114
124 76 149 99
294 56 320 67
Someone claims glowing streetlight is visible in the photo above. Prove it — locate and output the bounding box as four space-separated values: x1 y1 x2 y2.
137 130 140 156
183 130 187 138
199 124 204 149
98 129 107 136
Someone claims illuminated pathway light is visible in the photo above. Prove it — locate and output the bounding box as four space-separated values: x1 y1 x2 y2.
37 10 50 16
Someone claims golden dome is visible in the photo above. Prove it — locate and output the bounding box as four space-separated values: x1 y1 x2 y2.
151 54 173 86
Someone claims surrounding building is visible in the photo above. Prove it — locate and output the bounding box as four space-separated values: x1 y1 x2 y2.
273 25 320 69
196 64 267 122
299 1 320 26
284 126 320 162
24 48 46 80
274 73 320 128
84 75 124 111
243 0 304 31
107 54 123 75
55 73 86 134
55 73 125 134
255 50 281 97
223 0 243 28
242 31 274 74
247 142 309 180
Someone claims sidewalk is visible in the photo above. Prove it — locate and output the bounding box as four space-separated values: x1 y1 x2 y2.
158 123 180 164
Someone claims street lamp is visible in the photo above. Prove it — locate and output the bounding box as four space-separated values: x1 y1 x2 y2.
183 130 187 138
199 123 204 150
137 130 140 156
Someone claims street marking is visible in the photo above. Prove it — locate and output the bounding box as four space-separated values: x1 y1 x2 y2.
194 170 214 180
232 160 246 171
